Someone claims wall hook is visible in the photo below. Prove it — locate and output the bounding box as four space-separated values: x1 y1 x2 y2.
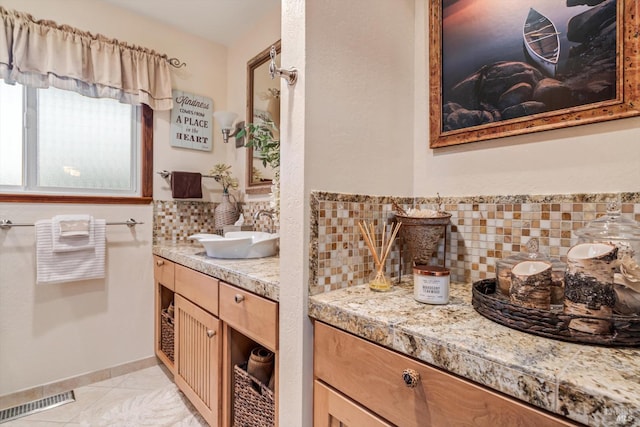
269 45 298 86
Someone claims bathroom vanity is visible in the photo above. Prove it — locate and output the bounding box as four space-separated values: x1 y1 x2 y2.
309 281 640 427
152 245 279 427
153 244 639 426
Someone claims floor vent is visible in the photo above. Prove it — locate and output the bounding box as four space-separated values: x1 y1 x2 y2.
0 390 76 424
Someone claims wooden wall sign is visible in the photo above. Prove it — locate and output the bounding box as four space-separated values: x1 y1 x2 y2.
170 90 213 151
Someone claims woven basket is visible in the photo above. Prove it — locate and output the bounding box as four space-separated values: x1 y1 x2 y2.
160 309 174 362
395 213 451 265
472 279 640 346
233 363 274 427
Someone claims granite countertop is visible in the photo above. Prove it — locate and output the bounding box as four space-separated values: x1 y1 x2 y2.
308 280 640 427
153 243 280 302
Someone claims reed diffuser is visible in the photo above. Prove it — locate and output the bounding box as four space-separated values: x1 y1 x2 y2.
358 220 402 292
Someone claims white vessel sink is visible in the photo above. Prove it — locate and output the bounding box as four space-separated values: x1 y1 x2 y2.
188 231 279 259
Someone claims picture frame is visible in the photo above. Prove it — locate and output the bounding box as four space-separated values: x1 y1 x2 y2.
170 90 213 151
429 0 640 148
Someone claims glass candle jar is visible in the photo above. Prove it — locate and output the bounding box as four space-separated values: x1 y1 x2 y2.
574 202 640 315
413 265 450 304
574 202 640 265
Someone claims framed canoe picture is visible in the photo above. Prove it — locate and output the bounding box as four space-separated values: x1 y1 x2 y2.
429 0 640 148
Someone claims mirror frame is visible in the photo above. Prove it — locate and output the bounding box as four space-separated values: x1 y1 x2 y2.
245 40 280 195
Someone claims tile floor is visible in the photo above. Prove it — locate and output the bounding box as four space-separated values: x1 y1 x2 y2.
2 364 207 427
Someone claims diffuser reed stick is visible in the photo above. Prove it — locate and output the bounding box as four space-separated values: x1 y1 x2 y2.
358 220 402 291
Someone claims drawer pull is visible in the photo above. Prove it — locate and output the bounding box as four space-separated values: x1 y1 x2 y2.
402 369 420 388
234 294 245 303
156 259 164 266
206 329 216 338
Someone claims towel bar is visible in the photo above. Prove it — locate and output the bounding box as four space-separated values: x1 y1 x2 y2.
0 218 144 230
157 170 217 179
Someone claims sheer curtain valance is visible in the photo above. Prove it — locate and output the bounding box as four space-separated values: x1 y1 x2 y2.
0 6 174 110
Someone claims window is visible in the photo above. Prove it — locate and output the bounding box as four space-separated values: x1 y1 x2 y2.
0 80 153 204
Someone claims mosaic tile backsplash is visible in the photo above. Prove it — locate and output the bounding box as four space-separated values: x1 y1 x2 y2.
153 200 277 244
310 191 640 296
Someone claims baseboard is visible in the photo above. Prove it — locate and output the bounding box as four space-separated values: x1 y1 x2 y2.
0 356 159 410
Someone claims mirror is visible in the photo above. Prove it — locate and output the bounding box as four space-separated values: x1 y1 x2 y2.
246 40 280 195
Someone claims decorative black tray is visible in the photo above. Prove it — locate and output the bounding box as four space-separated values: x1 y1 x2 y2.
472 279 640 346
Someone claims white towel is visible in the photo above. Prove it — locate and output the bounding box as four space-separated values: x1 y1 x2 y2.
36 219 106 284
59 219 90 236
51 215 95 253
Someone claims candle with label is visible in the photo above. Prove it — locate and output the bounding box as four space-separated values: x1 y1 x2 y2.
413 265 450 304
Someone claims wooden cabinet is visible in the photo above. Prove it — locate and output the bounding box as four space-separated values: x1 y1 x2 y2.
314 322 579 427
153 256 278 427
175 294 221 427
153 257 221 426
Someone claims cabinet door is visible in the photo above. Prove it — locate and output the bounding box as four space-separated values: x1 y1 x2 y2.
314 381 392 427
175 294 220 427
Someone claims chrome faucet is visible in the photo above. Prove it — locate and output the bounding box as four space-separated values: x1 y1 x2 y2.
253 209 277 234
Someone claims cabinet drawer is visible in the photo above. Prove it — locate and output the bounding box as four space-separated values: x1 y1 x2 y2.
175 265 219 315
153 256 175 290
219 283 278 351
314 322 576 427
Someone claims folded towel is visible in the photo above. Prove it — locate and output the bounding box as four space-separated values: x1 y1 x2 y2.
171 171 202 199
247 346 274 386
51 215 95 253
36 219 106 284
59 219 90 236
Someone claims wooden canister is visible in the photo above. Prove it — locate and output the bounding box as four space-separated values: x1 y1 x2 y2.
564 242 618 335
509 261 552 309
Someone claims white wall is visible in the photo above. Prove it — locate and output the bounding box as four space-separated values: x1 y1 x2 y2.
0 0 232 395
305 0 416 196
278 1 416 425
278 0 310 424
0 204 153 394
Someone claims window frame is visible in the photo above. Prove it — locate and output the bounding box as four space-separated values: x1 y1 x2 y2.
0 104 153 205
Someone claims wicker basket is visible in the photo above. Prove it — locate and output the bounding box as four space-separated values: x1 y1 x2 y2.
472 279 640 346
394 213 451 265
233 363 274 427
160 309 174 362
